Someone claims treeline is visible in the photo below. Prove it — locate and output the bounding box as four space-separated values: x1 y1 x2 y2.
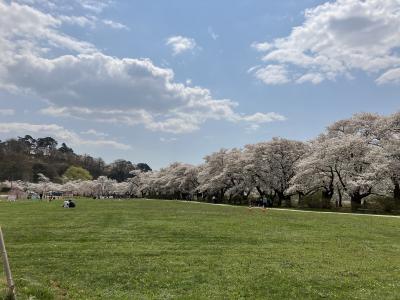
2 112 400 213
132 112 400 211
0 136 151 182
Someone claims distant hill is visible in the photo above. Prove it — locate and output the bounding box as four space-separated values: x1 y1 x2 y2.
0 135 151 183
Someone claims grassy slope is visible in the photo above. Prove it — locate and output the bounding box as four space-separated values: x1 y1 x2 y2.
0 199 399 299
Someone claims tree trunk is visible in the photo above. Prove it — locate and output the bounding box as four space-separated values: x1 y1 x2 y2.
393 181 400 204
321 189 333 209
276 191 283 207
350 193 359 211
276 191 289 207
255 186 264 198
298 192 304 207
335 184 343 208
350 189 371 212
286 196 292 207
337 189 342 208
218 189 225 203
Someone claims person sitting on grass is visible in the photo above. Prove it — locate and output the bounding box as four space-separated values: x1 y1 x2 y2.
63 199 69 208
68 199 76 208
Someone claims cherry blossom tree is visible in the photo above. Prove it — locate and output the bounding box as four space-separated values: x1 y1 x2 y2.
332 135 390 209
290 136 338 208
222 149 251 203
179 165 200 200
141 163 200 200
244 143 276 200
197 149 248 202
245 138 308 206
92 176 116 198
326 113 396 205
133 170 166 199
385 112 400 202
197 149 231 202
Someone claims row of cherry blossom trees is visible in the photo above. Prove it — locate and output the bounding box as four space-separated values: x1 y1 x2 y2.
290 112 400 209
2 112 399 211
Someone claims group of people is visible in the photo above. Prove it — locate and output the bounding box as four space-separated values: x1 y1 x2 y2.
62 199 76 208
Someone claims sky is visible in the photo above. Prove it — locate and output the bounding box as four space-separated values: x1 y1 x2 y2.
0 0 399 169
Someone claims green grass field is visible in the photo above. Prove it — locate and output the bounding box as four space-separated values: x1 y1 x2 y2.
1 199 399 299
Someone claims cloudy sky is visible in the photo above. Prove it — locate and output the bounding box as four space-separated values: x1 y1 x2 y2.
0 0 399 169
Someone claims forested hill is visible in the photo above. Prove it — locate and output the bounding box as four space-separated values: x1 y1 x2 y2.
0 135 151 183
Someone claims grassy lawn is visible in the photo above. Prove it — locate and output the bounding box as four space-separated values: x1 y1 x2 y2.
0 198 399 299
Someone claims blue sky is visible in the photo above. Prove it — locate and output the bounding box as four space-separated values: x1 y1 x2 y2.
0 0 399 169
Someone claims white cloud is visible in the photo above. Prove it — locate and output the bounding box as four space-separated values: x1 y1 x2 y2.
15 0 59 11
59 15 96 28
208 27 219 40
0 1 285 134
0 109 15 116
251 42 273 52
252 65 290 85
376 68 400 85
14 0 125 31
160 137 178 143
246 124 260 132
0 1 96 55
0 122 131 150
296 73 324 85
78 0 113 13
237 112 286 123
81 129 109 137
166 35 197 55
102 19 129 30
251 0 400 85
15 0 113 14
